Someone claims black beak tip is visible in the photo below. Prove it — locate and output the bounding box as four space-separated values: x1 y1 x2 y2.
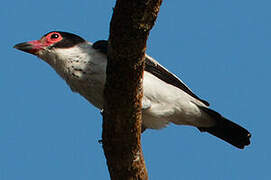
14 42 28 50
13 42 34 54
13 43 20 49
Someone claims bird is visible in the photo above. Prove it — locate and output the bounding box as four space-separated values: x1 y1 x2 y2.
14 31 251 149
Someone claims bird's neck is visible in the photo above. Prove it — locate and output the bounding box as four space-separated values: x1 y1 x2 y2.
38 42 107 108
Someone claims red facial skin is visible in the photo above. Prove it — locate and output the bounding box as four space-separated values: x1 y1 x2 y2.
14 32 63 55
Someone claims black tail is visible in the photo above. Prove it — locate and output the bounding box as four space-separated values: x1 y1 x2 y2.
198 106 251 149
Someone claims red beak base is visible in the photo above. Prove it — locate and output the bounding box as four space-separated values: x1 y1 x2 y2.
14 40 43 55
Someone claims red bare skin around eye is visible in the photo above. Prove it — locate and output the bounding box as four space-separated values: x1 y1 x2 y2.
43 32 63 45
26 33 63 54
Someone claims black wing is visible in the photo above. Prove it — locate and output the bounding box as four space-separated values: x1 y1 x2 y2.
144 56 209 106
92 40 209 106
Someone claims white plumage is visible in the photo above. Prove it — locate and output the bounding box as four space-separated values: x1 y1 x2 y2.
14 31 251 149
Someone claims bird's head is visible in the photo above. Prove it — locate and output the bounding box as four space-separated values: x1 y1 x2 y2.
13 31 94 77
14 31 86 54
14 31 86 59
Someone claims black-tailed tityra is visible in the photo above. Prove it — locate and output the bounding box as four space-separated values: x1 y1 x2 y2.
14 31 251 149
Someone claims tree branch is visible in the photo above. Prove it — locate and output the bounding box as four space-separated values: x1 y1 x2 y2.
102 0 163 179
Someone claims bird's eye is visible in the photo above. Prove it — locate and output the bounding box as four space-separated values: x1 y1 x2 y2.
51 33 59 39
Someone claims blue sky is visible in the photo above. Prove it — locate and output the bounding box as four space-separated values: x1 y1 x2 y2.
1 0 270 179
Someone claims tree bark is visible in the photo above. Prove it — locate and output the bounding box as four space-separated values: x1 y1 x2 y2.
102 0 163 179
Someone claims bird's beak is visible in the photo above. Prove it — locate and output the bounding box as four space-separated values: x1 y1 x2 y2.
14 40 44 55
